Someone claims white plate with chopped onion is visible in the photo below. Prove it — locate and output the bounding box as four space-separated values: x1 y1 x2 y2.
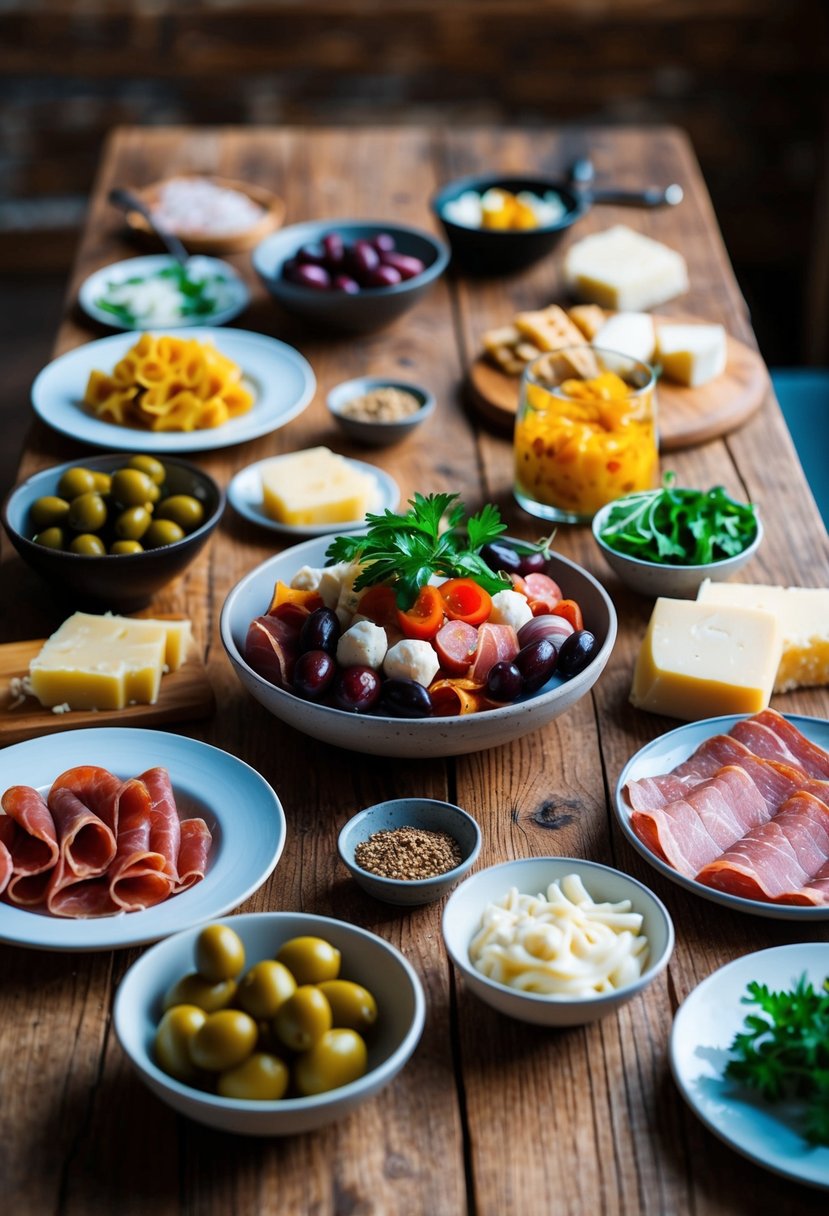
79 255 250 330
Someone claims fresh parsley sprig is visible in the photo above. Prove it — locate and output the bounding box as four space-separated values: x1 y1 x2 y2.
325 492 516 608
725 973 829 1146
598 472 758 566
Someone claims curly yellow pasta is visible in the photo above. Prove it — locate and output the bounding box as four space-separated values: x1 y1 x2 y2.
83 333 254 432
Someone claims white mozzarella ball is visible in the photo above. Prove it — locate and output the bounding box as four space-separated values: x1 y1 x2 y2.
383 639 440 688
489 589 533 631
336 620 388 670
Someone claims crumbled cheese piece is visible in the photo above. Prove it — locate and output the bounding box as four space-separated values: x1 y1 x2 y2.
336 620 388 670
489 589 533 632
383 639 441 688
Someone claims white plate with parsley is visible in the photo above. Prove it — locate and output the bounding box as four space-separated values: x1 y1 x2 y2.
78 255 250 330
670 944 829 1189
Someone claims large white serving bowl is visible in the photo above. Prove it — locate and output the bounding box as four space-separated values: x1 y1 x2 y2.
114 911 425 1136
220 535 617 758
442 857 674 1027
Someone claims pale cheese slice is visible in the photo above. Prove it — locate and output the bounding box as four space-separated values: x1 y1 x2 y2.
564 225 689 311
630 597 782 720
697 581 829 693
593 312 656 363
656 323 727 387
261 447 376 526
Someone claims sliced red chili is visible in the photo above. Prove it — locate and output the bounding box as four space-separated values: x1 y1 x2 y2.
438 578 492 626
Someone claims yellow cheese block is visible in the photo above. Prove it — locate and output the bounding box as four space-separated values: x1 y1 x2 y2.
28 613 192 710
563 225 689 312
697 581 829 693
630 598 782 720
260 447 376 526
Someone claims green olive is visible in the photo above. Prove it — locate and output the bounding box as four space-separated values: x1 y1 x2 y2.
145 479 161 504
67 492 107 533
188 1009 258 1072
155 494 204 532
293 1029 368 1097
91 471 112 494
163 972 238 1014
317 980 378 1031
273 985 332 1052
276 936 341 986
33 527 66 550
194 924 246 983
57 466 96 499
111 467 156 508
128 454 166 485
154 1004 207 1083
237 960 296 1021
114 505 151 541
30 496 70 530
217 1052 290 1101
143 518 185 549
109 539 144 555
69 533 106 556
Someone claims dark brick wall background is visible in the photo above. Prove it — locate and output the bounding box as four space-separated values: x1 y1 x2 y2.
0 0 826 365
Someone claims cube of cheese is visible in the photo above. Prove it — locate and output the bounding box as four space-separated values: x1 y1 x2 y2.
656 323 727 387
630 598 782 720
564 225 689 312
29 614 162 710
697 581 829 693
261 448 375 526
593 312 656 364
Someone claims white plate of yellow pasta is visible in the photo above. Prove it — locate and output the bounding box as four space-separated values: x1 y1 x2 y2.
30 327 316 453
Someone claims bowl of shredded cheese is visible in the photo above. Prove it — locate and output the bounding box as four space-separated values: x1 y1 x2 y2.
442 857 674 1025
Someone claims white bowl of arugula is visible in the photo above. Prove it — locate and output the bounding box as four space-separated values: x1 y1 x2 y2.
592 476 762 599
78 254 250 330
221 493 617 757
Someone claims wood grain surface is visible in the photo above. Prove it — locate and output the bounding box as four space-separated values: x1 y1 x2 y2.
1 125 828 1216
467 315 769 449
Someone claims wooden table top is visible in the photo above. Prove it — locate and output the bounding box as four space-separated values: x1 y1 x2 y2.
2 125 828 1216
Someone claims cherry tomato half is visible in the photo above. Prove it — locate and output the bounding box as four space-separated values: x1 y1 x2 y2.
438 578 492 626
397 584 445 640
551 599 584 631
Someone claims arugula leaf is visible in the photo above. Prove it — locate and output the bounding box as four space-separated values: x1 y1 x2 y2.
724 973 829 1145
325 492 520 608
598 473 758 566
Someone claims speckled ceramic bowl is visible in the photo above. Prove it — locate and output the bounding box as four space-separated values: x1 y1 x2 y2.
338 798 482 906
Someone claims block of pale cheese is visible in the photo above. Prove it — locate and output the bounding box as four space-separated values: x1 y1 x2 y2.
564 225 689 312
630 597 782 720
593 312 656 363
656 323 727 387
697 581 829 693
260 447 376 526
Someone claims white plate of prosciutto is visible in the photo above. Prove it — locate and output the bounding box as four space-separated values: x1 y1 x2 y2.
670 943 829 1189
0 728 286 951
615 709 829 919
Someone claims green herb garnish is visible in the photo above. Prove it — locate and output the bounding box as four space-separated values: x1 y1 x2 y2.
725 973 829 1146
598 473 758 566
325 492 530 609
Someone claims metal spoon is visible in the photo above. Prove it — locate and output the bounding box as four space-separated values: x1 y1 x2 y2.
568 159 683 208
108 186 190 265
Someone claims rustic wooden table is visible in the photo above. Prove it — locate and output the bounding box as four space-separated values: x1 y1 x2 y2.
2 126 828 1216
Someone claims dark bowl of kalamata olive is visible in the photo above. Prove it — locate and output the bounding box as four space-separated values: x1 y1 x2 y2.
251 220 449 333
2 453 224 612
220 534 617 759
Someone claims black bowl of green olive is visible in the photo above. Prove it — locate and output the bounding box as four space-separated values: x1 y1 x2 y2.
1 453 224 611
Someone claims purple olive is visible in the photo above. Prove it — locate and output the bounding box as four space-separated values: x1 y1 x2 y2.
380 678 433 719
333 665 382 713
557 630 597 679
332 274 360 294
293 650 336 699
480 541 522 576
518 550 548 576
485 661 523 702
379 252 425 280
365 265 402 288
299 607 340 655
372 232 396 254
296 243 327 266
290 263 332 291
349 240 380 278
322 232 345 266
514 639 558 693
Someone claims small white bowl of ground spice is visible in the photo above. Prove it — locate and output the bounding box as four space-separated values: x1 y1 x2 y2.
338 798 482 906
327 376 435 446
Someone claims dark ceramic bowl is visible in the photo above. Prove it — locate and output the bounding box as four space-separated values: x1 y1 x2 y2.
431 174 587 275
251 220 449 333
2 453 224 612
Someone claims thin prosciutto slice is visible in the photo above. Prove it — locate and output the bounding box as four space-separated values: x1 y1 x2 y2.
47 786 117 878
0 818 14 896
108 778 174 912
48 766 123 835
1 785 60 906
731 709 829 778
172 818 212 893
139 766 181 882
696 791 829 903
625 735 769 811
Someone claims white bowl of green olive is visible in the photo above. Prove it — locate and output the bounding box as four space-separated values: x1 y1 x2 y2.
1 452 224 612
114 911 426 1135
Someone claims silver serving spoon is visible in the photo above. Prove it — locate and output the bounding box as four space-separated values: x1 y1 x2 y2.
109 186 190 265
569 159 684 208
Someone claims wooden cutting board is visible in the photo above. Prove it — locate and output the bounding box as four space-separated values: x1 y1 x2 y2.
0 637 215 746
468 316 770 450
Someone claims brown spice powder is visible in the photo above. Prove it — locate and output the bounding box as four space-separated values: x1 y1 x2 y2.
341 386 421 423
354 826 463 881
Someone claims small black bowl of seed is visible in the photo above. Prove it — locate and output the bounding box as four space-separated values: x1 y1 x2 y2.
327 376 435 447
337 798 482 906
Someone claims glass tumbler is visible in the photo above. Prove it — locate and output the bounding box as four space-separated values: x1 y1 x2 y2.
513 346 659 524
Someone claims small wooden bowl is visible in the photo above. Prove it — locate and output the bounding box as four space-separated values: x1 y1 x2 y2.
123 175 285 255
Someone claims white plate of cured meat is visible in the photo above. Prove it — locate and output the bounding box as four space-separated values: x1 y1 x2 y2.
615 710 829 920
0 728 286 951
670 943 829 1189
